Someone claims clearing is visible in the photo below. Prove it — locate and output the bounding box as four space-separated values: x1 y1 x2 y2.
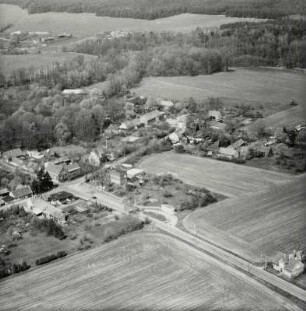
0 233 301 311
139 152 293 197
0 4 264 36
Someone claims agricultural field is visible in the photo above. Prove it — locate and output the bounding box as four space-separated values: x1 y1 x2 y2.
184 175 306 258
0 52 97 78
0 4 264 37
133 68 306 105
139 152 294 197
0 233 301 311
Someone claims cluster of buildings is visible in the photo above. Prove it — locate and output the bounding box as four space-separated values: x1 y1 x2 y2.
0 186 33 206
108 165 145 188
271 250 305 279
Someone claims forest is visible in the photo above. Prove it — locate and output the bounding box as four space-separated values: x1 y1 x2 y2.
0 0 305 20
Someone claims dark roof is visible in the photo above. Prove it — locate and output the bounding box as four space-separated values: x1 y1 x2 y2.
11 186 33 199
2 195 14 203
0 188 9 196
48 191 75 202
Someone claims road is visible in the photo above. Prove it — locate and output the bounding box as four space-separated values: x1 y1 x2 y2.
61 179 306 302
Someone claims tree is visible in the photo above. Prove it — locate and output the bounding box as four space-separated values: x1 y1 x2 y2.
55 121 71 145
31 168 53 194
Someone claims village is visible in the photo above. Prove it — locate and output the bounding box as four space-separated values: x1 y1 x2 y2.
0 89 305 284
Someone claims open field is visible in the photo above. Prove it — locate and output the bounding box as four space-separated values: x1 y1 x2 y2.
139 152 294 197
184 175 306 258
0 52 96 78
0 232 301 311
133 68 306 106
0 4 265 36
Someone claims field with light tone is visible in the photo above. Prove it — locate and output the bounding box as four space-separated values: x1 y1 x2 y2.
139 153 305 259
0 232 301 311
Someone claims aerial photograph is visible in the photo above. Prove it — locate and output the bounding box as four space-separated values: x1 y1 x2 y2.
0 0 305 310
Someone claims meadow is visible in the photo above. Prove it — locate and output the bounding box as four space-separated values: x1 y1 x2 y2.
0 232 301 311
0 52 97 78
0 4 264 37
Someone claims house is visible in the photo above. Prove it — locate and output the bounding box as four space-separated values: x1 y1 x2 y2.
66 163 81 180
27 150 44 160
126 168 144 180
0 188 9 197
139 110 165 126
23 198 66 222
45 163 68 183
10 186 33 200
217 147 239 160
62 89 88 96
272 252 288 272
2 148 26 162
119 118 142 131
48 191 76 204
88 148 106 167
208 110 222 122
272 251 305 278
231 139 246 149
283 258 305 278
109 167 127 186
161 204 176 215
159 100 174 110
168 132 180 144
210 121 226 131
52 157 71 165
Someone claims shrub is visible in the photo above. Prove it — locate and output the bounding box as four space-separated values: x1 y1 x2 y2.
35 251 67 265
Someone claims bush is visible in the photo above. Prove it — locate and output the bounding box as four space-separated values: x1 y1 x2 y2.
35 251 67 265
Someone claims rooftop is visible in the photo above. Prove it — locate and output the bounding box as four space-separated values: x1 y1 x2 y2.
11 186 33 199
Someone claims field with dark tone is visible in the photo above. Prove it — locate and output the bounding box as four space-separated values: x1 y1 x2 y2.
0 233 302 311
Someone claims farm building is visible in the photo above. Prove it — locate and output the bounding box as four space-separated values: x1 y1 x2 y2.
52 158 71 165
121 136 140 143
10 186 33 200
109 168 127 186
231 139 247 149
139 110 165 126
208 110 222 122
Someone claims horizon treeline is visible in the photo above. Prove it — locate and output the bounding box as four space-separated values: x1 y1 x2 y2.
0 0 305 20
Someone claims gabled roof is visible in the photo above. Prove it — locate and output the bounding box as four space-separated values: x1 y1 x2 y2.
46 163 65 176
231 139 245 149
67 163 80 173
219 147 238 157
140 110 165 123
11 186 33 199
285 258 304 272
272 252 288 264
2 148 25 158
